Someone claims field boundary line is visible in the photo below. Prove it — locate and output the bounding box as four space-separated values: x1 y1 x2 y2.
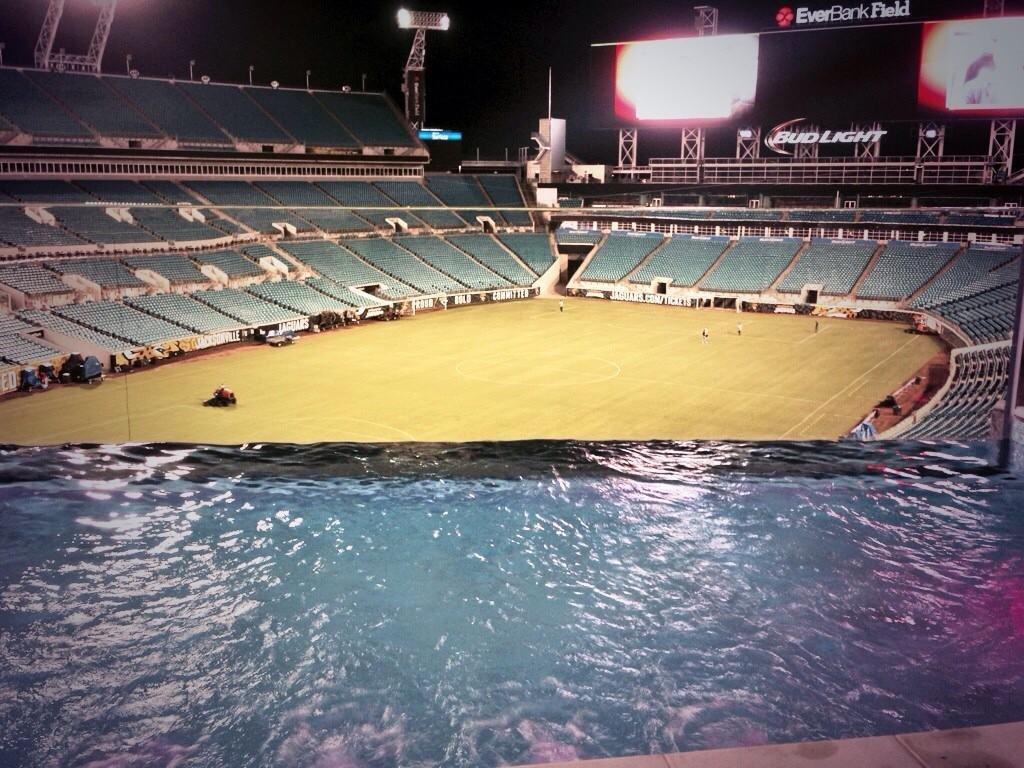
781 336 917 438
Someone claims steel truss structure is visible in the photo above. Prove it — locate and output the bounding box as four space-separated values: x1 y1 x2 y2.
35 0 117 73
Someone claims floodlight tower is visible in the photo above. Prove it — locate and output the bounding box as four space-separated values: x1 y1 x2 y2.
35 0 118 73
397 8 451 131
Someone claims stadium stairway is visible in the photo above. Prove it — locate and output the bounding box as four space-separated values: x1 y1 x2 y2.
688 238 738 290
765 240 813 294
847 242 888 299
622 237 674 285
565 232 607 284
904 243 968 305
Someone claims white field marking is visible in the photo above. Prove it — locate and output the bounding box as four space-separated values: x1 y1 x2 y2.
619 374 821 404
780 336 918 439
285 414 417 441
796 324 831 344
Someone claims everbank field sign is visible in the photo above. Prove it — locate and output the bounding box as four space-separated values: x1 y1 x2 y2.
775 1 910 27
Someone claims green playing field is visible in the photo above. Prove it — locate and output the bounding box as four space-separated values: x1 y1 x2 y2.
0 298 945 444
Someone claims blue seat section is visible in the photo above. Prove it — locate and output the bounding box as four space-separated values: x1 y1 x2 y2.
55 300 190 345
123 254 210 285
19 308 128 350
318 181 398 207
106 77 231 144
245 87 356 147
424 175 502 224
630 235 730 287
0 265 74 296
342 237 464 295
26 71 160 138
0 69 92 138
714 208 784 221
305 277 387 307
205 214 248 236
192 250 264 279
76 180 165 204
579 232 664 283
477 175 532 226
130 208 226 241
47 257 146 288
185 181 277 206
555 230 602 245
860 210 940 225
447 234 536 285
176 82 293 144
856 241 959 301
917 257 1019 344
499 233 556 275
777 239 876 295
314 92 417 146
223 208 314 234
51 207 152 244
297 209 373 233
239 245 287 272
0 319 63 364
257 182 337 206
374 181 466 229
0 180 93 203
126 293 241 334
0 209 85 248
248 280 354 315
280 240 415 300
787 209 858 223
142 181 203 204
191 287 302 326
945 212 1018 227
901 347 1010 440
396 236 509 290
700 237 802 293
911 244 1018 309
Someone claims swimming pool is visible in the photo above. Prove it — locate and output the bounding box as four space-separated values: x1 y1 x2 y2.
1 440 1022 767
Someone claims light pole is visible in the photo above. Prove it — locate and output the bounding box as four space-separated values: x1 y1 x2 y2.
361 73 367 91
125 53 132 75
397 9 451 130
306 69 311 90
0 43 5 68
189 59 195 81
248 65 254 86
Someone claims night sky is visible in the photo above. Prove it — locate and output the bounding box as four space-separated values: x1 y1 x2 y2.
0 0 1022 162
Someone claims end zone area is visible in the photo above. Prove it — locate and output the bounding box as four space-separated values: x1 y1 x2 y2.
0 299 945 444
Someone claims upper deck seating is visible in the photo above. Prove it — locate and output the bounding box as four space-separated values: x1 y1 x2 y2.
26 70 160 138
578 233 664 283
630 235 730 288
777 239 876 295
699 237 802 293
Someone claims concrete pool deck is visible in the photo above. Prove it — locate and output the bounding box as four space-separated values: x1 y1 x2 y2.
525 720 1023 768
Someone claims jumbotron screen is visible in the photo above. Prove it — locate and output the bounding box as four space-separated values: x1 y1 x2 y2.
603 16 1024 127
919 17 1024 113
614 34 759 122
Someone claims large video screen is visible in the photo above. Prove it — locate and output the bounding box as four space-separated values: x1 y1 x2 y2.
614 34 759 122
919 17 1024 114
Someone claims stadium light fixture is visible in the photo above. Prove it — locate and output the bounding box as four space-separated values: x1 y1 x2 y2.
397 9 450 30
737 128 754 139
923 127 939 139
